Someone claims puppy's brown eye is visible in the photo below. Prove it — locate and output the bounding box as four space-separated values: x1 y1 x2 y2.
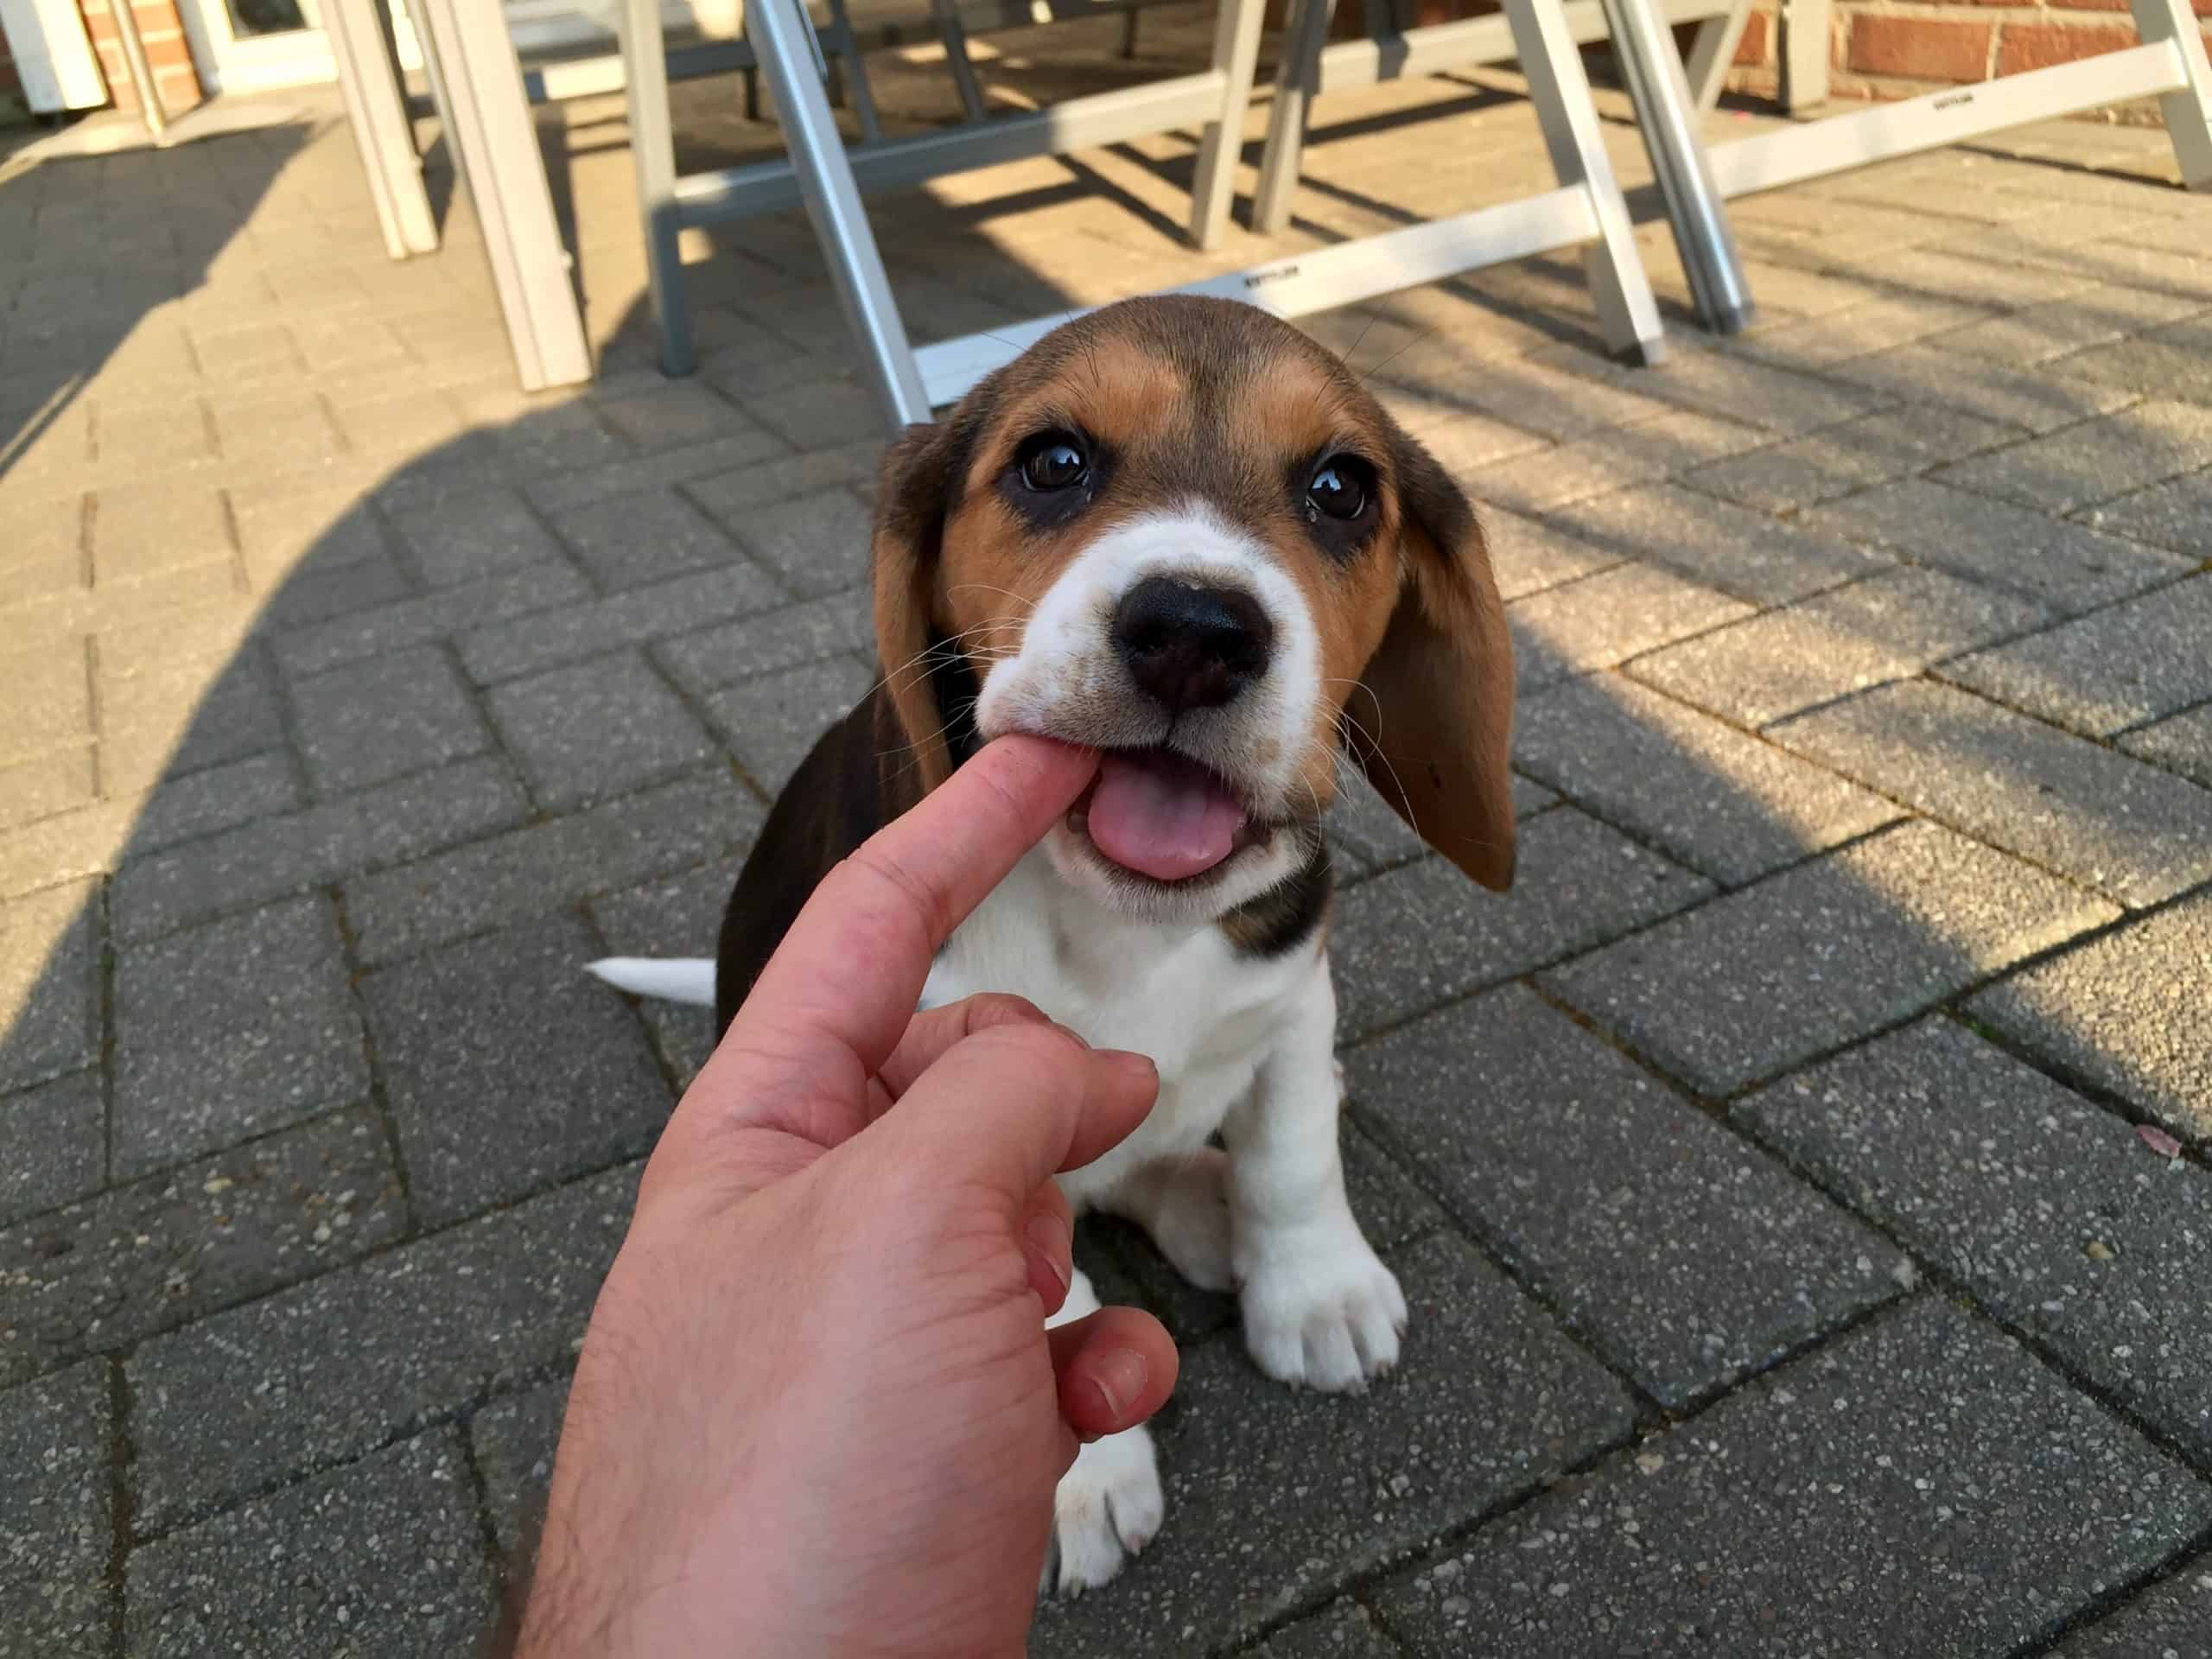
1018 434 1088 493
1306 458 1370 522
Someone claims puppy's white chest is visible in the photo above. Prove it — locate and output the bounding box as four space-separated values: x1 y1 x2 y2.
920 851 1319 1200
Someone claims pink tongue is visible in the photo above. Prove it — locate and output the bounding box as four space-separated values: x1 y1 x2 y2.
1087 751 1247 881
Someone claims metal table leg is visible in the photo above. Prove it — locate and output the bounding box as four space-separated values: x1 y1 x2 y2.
621 0 693 376
411 0 594 390
746 0 932 425
324 0 438 258
1187 0 1268 249
1599 0 1756 334
1251 0 1336 236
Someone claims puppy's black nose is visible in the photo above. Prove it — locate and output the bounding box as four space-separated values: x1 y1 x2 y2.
1112 576 1274 713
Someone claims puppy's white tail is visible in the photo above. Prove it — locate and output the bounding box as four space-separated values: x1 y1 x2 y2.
587 957 717 1006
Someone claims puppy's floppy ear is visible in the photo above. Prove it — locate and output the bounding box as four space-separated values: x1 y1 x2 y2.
1347 432 1517 891
872 420 962 794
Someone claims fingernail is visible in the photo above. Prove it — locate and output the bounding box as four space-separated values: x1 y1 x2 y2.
1099 1050 1157 1089
1026 1211 1071 1296
1088 1347 1149 1424
1052 1021 1091 1051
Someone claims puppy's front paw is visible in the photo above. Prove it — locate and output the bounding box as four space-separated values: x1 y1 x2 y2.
1238 1226 1406 1392
1046 1426 1165 1597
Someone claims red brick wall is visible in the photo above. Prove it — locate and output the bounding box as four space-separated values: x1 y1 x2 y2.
78 0 206 116
1721 0 2212 120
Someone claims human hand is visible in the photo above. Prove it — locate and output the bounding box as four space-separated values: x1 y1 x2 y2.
513 736 1178 1659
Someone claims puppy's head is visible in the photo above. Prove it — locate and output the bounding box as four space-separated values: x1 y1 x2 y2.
873 295 1515 924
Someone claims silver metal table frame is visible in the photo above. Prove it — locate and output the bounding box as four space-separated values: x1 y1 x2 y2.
1618 0 2211 273
715 0 1690 431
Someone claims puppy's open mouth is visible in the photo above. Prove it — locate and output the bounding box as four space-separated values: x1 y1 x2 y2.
1068 747 1267 884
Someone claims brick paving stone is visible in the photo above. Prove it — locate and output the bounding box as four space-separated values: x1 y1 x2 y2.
98 657 288 800
2050 1563 2212 1658
1681 406 2023 515
588 854 743 1084
0 747 94 832
1332 810 1713 1044
723 486 876 601
1 644 92 768
457 561 785 685
1324 773 1561 877
1923 283 2209 367
2088 467 2212 558
1545 821 2119 1096
1535 338 1889 436
519 431 798 516
1541 483 1888 607
553 486 753 593
471 1374 571 1567
125 1162 637 1533
704 655 876 794
1800 476 2191 613
1938 399 2212 513
678 442 881 530
1475 410 1770 517
2120 702 2212 789
1940 575 2212 738
113 895 366 1174
111 754 529 943
1376 1299 2212 1659
652 588 874 695
0 1070 102 1227
248 544 417 634
125 752 302 857
0 880 99 1094
594 381 766 453
488 651 715 810
1738 295 1993 369
2053 313 2212 405
1508 563 1751 696
0 1107 403 1388
1256 1601 1406 1657
343 768 762 966
289 644 489 797
1479 508 1619 603
1351 988 1901 1407
365 912 672 1225
387 486 564 589
124 1427 496 1659
733 372 885 450
1515 676 1902 887
1402 351 1677 442
1630 568 2050 729
1029 1233 1636 1659
271 563 589 679
0 1359 111 1659
1967 893 2212 1144
1743 1018 2212 1462
1821 341 2138 435
1773 680 2212 907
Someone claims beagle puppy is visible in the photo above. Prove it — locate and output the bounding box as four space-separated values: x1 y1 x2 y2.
591 294 1515 1593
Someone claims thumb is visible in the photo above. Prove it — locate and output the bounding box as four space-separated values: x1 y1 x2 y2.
868 1021 1159 1208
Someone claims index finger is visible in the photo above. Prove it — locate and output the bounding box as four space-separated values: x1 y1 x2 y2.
730 734 1096 1077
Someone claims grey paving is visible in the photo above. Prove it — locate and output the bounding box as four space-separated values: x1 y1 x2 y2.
1030 1233 1635 1657
1942 575 2212 738
2120 701 2212 789
270 563 590 680
1478 507 1619 603
0 880 99 1092
341 767 760 965
288 643 491 797
1515 676 1902 887
2088 467 2212 558
704 654 877 793
1256 1601 1406 1658
1968 893 2212 1144
364 912 671 1224
2055 311 2212 404
470 1374 571 1567
588 854 744 1083
108 755 531 942
2051 1563 2212 1658
124 751 302 856
1542 481 1888 607
387 486 564 589
0 1359 111 1659
721 486 877 599
1376 1299 2212 1658
0 1106 402 1388
124 1427 497 1658
1507 563 1751 695
1801 475 2194 613
1630 567 2050 729
126 1163 637 1532
1772 679 2212 907
486 650 716 809
113 895 366 1173
1937 399 2212 513
1331 810 1714 1042
554 486 752 592
1821 340 2139 435
652 587 873 695
1350 988 1902 1407
1681 404 2022 515
0 1069 102 1225
1743 1018 2212 1462
1545 821 2119 1095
